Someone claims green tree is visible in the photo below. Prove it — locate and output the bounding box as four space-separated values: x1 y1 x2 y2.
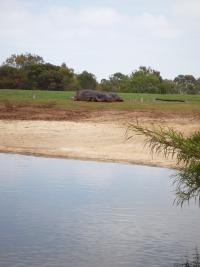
129 66 163 93
4 53 44 69
109 72 130 92
99 79 113 92
196 78 200 94
24 63 65 90
174 75 198 94
38 70 65 90
160 79 177 94
1 54 200 94
59 63 77 90
127 123 200 205
0 65 27 89
99 73 129 92
77 71 97 90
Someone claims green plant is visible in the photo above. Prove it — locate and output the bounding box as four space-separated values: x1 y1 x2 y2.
127 123 200 205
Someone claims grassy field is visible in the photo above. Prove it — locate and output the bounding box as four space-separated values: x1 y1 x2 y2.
0 89 200 113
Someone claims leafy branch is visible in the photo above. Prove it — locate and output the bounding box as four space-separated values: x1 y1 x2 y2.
126 123 200 205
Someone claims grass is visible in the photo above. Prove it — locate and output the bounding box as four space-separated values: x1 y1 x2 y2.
0 89 200 113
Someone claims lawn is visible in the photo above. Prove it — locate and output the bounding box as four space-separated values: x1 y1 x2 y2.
0 89 200 113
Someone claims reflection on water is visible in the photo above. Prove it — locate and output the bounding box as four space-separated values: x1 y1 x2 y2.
0 153 200 267
175 248 200 267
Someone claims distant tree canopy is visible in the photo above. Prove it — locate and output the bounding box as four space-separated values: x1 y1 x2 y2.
99 66 200 94
0 53 200 94
174 75 199 94
0 54 78 91
77 71 97 90
3 53 44 69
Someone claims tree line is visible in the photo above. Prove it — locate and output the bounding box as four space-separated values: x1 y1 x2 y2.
0 53 200 94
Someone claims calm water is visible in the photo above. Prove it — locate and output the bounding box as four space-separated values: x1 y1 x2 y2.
0 153 200 267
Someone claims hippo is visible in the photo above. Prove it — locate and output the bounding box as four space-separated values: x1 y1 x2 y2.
74 90 124 102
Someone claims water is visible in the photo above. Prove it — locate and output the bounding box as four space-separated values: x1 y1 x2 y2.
0 153 199 267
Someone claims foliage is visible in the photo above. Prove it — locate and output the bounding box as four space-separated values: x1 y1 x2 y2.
1 53 200 93
3 53 44 68
129 66 162 93
174 75 200 95
127 123 200 205
76 71 97 90
160 79 177 94
0 54 97 91
0 65 27 89
99 66 200 94
59 64 77 90
106 72 130 92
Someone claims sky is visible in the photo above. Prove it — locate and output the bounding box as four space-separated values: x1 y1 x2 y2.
0 0 200 80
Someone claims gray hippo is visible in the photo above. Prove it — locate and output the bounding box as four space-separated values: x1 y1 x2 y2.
74 90 123 102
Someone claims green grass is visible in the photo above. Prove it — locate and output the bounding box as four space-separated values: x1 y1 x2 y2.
0 89 200 113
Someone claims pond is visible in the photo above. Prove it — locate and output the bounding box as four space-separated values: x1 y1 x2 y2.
0 153 200 267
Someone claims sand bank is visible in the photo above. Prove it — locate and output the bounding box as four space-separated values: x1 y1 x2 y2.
0 117 199 168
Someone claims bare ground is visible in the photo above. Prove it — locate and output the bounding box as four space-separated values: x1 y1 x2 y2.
0 106 199 168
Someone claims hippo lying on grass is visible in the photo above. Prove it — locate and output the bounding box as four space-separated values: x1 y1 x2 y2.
74 90 124 102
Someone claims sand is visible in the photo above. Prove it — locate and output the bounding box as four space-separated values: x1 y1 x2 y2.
0 114 199 168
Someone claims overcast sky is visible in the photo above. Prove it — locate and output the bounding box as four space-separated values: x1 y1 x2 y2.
0 0 199 80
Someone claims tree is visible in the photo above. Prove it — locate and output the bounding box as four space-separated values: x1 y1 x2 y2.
109 72 130 92
38 70 65 90
0 54 80 91
24 63 66 90
0 65 27 89
127 123 200 205
99 73 130 92
160 79 177 94
129 66 163 93
4 53 44 69
59 63 77 90
77 71 97 90
99 79 113 92
174 75 198 94
1 54 200 94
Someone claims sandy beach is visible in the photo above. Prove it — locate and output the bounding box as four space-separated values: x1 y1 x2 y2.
0 111 199 168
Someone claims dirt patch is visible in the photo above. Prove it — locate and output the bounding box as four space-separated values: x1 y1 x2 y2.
0 104 199 167
0 103 200 125
0 116 199 168
0 104 92 121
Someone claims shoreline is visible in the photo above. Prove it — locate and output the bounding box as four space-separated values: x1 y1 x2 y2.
1 118 198 170
0 113 199 169
0 149 176 169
